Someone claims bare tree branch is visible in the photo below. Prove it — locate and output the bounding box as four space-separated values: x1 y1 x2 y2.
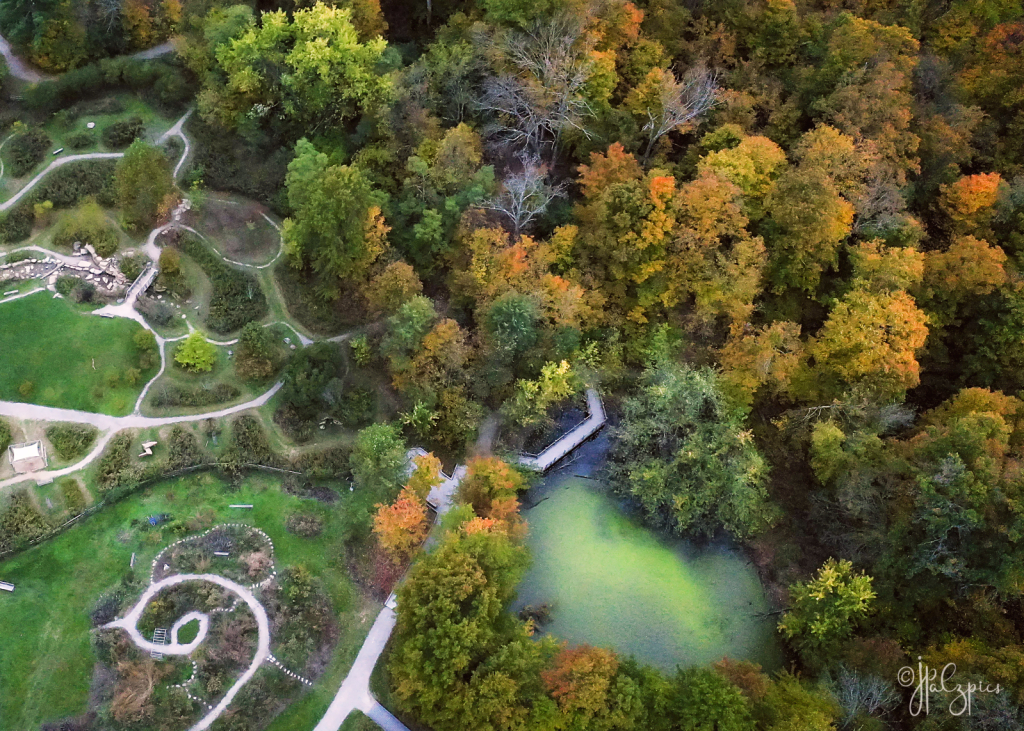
482 152 566 236
642 63 720 163
477 14 596 160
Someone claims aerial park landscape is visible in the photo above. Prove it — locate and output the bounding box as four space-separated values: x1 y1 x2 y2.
2 1 1024 731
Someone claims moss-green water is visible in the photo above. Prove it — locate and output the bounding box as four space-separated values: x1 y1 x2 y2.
516 478 784 671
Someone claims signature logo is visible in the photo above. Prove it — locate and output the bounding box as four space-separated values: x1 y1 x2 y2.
898 658 1001 716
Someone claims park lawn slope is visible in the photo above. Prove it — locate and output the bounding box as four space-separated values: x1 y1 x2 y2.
0 292 154 415
0 470 373 730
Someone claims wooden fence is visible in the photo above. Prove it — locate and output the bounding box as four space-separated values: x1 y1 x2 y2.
0 462 302 562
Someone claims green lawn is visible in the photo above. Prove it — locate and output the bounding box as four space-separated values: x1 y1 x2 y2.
0 292 155 415
0 470 374 730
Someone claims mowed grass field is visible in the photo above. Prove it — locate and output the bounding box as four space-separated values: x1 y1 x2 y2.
0 292 154 415
0 471 375 730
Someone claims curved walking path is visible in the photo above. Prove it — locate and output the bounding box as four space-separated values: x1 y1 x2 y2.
0 32 176 84
105 573 271 731
0 153 124 212
0 33 51 83
0 108 192 214
0 382 282 490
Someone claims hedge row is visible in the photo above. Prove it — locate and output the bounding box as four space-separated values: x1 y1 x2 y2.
22 56 195 115
151 383 241 408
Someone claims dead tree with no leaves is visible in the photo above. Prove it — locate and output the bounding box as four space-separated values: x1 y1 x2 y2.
641 63 720 164
483 152 567 236
477 15 596 161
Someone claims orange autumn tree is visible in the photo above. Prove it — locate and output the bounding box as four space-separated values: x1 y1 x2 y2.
541 644 623 730
373 453 443 563
920 235 1007 328
719 321 803 412
939 172 1004 236
456 457 528 539
797 288 929 403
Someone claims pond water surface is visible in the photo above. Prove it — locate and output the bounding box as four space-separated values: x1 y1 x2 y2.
515 440 784 672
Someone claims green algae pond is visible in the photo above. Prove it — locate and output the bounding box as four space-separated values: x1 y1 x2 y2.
515 465 784 672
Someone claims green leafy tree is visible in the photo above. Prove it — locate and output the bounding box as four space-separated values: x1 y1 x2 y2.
667 668 754 731
350 423 408 500
115 141 174 230
503 360 580 430
485 292 540 362
753 673 840 731
280 342 342 417
389 528 558 731
608 362 776 539
380 295 439 380
390 124 495 267
283 139 388 297
778 558 876 666
174 332 217 373
199 4 391 131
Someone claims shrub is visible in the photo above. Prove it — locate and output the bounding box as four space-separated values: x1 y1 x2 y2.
137 297 174 326
52 109 79 130
0 204 34 244
286 512 324 537
0 418 10 452
55 276 77 296
166 426 204 470
23 58 195 116
5 250 39 263
7 128 51 177
71 281 96 303
293 446 352 480
66 131 95 150
349 334 372 366
119 254 143 281
60 478 87 514
95 432 141 492
46 423 99 461
159 247 180 276
52 200 120 256
181 236 267 333
175 332 217 373
235 323 278 382
101 116 144 149
224 416 283 468
273 403 314 444
339 387 376 427
152 383 240 408
0 490 50 551
36 159 117 207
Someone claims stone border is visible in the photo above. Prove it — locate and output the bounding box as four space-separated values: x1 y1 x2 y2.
149 523 277 588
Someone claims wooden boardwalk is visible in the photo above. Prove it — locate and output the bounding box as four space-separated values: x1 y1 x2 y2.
519 388 606 473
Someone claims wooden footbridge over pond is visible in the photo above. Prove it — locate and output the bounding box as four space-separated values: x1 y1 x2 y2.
519 388 607 472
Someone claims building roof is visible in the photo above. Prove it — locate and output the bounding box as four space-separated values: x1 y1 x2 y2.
9 442 41 463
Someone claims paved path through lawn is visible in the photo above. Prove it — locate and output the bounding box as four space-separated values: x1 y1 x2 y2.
0 382 282 490
312 605 401 731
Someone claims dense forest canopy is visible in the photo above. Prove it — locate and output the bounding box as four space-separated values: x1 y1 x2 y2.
5 0 1024 728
